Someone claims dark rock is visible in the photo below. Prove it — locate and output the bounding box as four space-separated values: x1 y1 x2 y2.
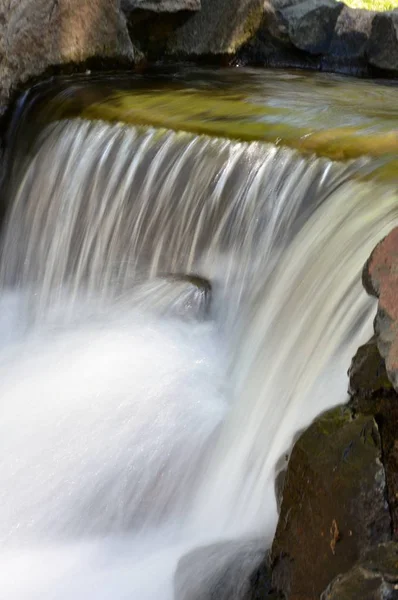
122 0 200 12
277 0 344 55
348 336 392 399
349 339 398 542
271 405 391 600
0 0 138 113
321 542 398 600
166 0 264 56
174 539 278 600
325 6 375 73
368 11 398 74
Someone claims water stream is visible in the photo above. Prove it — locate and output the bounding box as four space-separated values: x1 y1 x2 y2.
0 68 397 599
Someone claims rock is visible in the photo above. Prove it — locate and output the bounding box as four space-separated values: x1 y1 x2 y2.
348 336 392 399
326 6 375 72
166 0 264 56
174 539 279 600
0 0 138 113
321 542 398 600
368 11 398 74
277 0 344 55
122 0 200 12
349 338 398 542
271 406 391 600
363 228 398 392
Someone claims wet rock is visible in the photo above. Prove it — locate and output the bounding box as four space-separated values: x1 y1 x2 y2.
122 0 200 12
321 542 398 600
368 11 398 74
349 338 398 542
174 539 279 600
270 405 391 600
277 0 343 55
0 0 138 113
362 228 398 392
166 0 264 56
348 336 392 399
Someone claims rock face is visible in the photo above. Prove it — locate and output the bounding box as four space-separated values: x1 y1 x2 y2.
321 542 398 600
270 405 391 600
0 0 137 112
363 228 398 392
174 540 279 600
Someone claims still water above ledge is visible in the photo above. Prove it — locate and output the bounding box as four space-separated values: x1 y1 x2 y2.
13 66 398 182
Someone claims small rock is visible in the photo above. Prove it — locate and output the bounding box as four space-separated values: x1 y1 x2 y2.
174 539 274 600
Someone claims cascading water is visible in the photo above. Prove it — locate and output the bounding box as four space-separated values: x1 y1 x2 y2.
0 70 397 599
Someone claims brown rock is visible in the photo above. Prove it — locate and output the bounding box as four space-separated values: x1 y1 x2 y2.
363 228 398 392
271 406 391 600
0 0 138 112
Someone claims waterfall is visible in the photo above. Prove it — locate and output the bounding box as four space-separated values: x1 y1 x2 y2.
0 117 397 599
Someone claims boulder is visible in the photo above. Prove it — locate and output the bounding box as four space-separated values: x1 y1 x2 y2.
174 539 280 600
327 6 375 70
276 0 344 55
0 0 138 113
166 0 264 56
271 405 391 600
321 542 398 600
368 11 398 74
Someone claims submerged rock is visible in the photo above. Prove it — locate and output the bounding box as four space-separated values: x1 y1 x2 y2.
321 542 398 600
174 539 281 600
270 405 391 600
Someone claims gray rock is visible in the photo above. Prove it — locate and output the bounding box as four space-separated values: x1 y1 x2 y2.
0 0 138 113
321 542 398 600
368 11 398 73
166 0 264 56
174 539 273 600
329 6 375 61
278 0 344 54
122 0 200 13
